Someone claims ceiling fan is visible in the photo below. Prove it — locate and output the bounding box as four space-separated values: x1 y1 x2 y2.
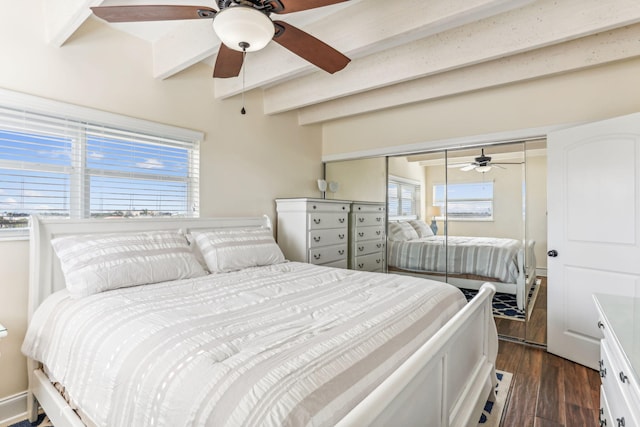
447 149 521 173
90 0 351 79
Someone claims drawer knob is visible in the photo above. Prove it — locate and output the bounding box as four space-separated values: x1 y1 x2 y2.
376 243 382 248
359 232 364 237
314 218 321 224
376 230 381 235
314 254 321 260
313 236 321 242
358 263 364 269
619 371 628 383
358 246 364 252
598 321 605 329
339 218 345 223
339 234 345 239
376 217 382 222
617 417 625 427
376 259 381 263
359 217 365 223
338 249 345 255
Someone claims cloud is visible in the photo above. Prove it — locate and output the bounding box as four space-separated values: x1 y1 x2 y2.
136 158 164 169
24 190 43 197
89 151 104 159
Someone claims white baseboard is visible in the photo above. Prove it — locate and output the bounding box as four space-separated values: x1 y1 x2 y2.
0 392 27 427
536 268 547 277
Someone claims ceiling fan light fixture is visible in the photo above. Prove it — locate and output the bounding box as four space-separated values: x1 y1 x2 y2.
475 165 492 173
212 6 275 52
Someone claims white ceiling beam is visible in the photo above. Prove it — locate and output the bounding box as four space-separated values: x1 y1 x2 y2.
297 24 640 125
263 0 640 115
213 0 535 99
43 0 105 47
152 20 219 80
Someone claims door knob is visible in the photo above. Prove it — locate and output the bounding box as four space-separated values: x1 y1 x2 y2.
547 249 558 257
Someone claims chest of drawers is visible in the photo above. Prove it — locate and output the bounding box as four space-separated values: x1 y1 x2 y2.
349 202 386 272
593 294 640 427
276 198 350 268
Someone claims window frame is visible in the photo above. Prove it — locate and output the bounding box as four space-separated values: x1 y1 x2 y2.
0 88 203 240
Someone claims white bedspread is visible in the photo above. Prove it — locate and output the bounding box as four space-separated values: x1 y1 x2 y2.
22 262 465 427
388 235 522 283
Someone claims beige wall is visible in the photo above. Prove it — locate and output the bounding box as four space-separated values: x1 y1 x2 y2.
324 158 386 202
0 3 322 402
322 57 640 156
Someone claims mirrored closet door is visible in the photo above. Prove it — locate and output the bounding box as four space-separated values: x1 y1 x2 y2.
323 141 547 345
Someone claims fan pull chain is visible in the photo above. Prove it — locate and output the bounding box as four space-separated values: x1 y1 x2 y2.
241 44 247 115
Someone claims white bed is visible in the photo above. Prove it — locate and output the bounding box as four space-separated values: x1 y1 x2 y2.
387 220 536 310
23 215 498 427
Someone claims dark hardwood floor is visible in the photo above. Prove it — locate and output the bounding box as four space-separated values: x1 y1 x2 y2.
496 339 601 427
495 277 547 343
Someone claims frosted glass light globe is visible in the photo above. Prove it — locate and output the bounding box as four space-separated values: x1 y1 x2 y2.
213 6 275 52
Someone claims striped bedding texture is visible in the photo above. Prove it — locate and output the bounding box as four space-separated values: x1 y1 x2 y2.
388 235 522 283
22 262 465 427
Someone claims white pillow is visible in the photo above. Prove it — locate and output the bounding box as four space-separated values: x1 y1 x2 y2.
191 228 285 273
51 230 207 297
409 219 434 238
388 221 420 241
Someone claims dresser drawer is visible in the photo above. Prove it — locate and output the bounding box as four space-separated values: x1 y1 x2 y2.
353 212 385 228
354 225 385 241
322 259 348 269
600 341 640 426
354 240 386 256
352 203 386 214
353 252 385 272
600 385 613 427
309 244 348 265
309 229 347 248
308 212 348 230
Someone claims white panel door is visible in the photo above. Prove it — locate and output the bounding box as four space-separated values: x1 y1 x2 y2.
547 112 640 369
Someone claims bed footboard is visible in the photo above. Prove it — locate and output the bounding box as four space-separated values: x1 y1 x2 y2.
336 283 498 427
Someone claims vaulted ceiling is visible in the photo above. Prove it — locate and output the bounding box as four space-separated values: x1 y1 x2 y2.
45 0 640 124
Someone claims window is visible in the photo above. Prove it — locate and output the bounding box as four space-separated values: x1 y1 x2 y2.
433 181 494 220
0 89 201 233
388 176 420 218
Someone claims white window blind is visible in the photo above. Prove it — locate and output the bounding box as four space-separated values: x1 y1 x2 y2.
0 92 201 232
388 176 420 218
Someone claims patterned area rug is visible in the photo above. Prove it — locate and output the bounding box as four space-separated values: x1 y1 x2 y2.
462 278 541 321
478 370 513 427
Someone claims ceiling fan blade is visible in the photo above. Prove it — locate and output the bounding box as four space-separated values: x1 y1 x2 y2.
461 164 477 172
213 44 245 78
272 21 350 74
447 162 471 168
269 0 349 14
491 164 506 169
90 5 216 23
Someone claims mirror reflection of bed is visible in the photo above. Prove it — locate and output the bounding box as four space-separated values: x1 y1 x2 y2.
324 140 548 346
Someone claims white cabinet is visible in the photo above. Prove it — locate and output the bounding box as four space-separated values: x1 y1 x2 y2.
276 198 350 268
349 202 386 272
593 294 640 427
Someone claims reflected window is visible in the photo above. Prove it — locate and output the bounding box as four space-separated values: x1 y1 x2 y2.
388 176 420 218
433 181 494 220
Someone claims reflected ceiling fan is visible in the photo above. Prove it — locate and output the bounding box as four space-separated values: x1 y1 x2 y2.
91 0 351 79
447 148 521 173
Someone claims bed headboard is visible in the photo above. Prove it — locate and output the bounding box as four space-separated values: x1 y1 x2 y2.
27 215 271 321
